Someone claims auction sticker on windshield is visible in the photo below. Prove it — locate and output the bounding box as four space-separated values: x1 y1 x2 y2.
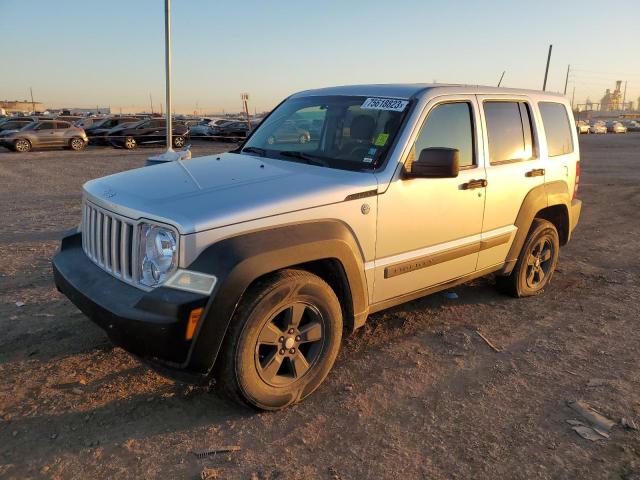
361 98 409 111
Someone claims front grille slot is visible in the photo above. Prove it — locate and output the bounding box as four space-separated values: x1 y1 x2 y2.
82 201 137 284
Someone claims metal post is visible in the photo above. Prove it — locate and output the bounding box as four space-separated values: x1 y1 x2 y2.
164 0 173 151
30 87 35 115
571 86 576 109
542 44 552 91
563 64 570 95
150 93 154 115
622 81 627 111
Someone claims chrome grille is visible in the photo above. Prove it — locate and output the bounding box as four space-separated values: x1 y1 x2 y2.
82 201 138 284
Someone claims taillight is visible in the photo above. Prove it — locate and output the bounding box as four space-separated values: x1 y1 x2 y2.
573 161 580 199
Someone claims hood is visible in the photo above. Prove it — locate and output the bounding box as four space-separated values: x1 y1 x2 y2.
83 152 378 234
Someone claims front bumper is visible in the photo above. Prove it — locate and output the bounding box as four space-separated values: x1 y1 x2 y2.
52 231 208 374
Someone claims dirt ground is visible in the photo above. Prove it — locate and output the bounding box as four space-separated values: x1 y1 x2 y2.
0 134 639 479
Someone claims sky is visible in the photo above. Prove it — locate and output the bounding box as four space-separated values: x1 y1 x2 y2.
1 0 639 114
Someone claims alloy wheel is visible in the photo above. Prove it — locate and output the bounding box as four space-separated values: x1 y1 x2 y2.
525 237 553 288
125 137 136 149
15 140 30 152
255 302 324 387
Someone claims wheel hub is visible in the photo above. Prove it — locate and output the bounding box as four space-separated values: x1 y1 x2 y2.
284 337 295 349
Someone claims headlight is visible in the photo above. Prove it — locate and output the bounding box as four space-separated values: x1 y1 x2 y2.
139 223 178 287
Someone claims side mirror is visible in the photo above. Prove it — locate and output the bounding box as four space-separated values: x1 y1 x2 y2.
405 147 459 178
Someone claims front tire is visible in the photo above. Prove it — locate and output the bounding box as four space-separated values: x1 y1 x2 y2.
216 269 343 410
14 139 32 152
69 137 85 151
496 219 559 297
124 136 137 150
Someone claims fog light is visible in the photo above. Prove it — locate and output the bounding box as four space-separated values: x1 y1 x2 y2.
165 269 217 295
185 308 203 340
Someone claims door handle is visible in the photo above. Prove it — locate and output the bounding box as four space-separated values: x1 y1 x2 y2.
525 168 545 177
461 179 487 190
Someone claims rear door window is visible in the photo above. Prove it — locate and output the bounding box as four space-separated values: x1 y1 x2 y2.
538 102 574 156
55 122 70 129
483 101 534 164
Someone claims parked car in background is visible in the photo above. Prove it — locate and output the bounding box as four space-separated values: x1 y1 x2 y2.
107 118 189 149
589 121 607 134
606 121 627 134
575 120 590 134
86 117 140 144
0 120 87 152
56 116 83 124
74 117 103 129
189 119 237 138
211 121 251 141
265 120 312 145
0 117 38 132
622 120 640 132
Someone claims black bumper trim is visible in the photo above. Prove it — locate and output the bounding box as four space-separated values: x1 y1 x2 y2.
53 232 208 368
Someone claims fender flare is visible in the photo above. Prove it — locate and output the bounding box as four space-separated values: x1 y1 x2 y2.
184 220 369 375
501 181 570 275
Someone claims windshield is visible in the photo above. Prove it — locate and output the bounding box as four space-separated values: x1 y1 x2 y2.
241 95 410 170
2 121 33 130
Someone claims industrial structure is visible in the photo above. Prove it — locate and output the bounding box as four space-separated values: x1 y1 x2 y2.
1 100 45 114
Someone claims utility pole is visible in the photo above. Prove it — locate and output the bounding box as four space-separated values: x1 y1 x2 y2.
622 81 627 111
29 87 35 114
563 64 570 95
150 93 154 115
542 44 552 91
497 71 505 87
164 0 173 150
241 93 251 129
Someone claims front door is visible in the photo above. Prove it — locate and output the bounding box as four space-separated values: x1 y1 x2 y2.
373 96 486 304
34 121 57 146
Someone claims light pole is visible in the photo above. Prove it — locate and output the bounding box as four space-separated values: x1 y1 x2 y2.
164 0 173 151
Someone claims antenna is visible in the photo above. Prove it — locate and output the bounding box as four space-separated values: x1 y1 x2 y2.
497 71 505 87
542 44 552 91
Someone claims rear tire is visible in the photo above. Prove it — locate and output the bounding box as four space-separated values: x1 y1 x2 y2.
69 137 85 151
496 219 559 297
216 269 343 410
172 135 185 148
14 139 31 152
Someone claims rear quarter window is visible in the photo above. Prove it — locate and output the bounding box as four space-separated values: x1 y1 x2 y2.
538 102 574 157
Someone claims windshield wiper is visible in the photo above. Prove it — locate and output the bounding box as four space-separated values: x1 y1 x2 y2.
242 146 266 157
278 150 329 167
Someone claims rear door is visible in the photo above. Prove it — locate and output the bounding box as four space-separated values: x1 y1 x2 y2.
537 101 579 201
52 121 71 146
476 96 545 270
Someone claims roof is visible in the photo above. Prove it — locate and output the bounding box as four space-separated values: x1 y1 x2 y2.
291 83 567 101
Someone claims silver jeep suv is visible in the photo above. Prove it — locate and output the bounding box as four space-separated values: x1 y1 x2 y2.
53 84 582 410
